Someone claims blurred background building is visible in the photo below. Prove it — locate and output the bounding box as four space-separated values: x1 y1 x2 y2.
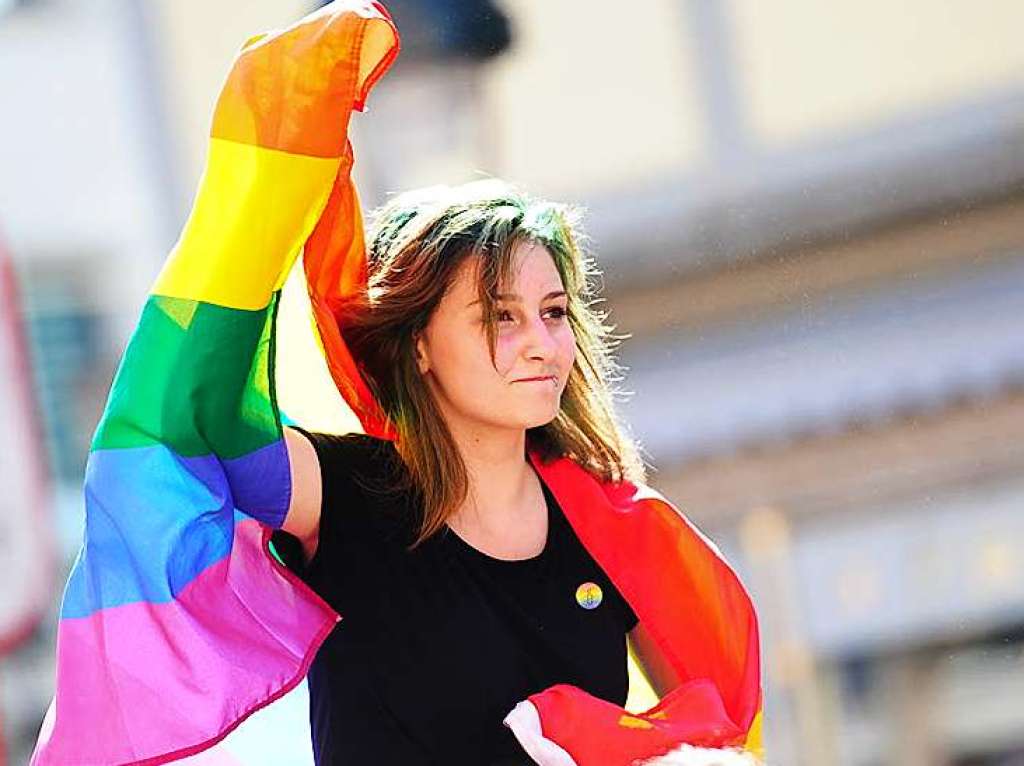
2 1 1023 764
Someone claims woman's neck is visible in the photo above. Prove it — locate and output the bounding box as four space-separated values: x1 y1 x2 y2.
446 423 537 528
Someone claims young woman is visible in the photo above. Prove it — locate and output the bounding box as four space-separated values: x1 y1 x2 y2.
31 4 761 765
272 179 655 764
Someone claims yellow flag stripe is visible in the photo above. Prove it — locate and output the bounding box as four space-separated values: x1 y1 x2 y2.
151 138 341 310
743 708 764 759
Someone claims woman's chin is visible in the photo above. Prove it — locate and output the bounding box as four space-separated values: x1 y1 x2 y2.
522 406 562 430
468 400 561 433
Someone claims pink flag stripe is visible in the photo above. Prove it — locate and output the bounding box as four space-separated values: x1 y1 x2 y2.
34 519 338 766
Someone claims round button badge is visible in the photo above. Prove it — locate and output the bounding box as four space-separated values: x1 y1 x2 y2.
575 581 603 610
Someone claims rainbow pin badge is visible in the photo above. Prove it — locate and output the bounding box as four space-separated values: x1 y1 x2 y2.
575 581 603 610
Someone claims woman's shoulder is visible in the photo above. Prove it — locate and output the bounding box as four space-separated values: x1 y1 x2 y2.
287 427 396 470
283 428 414 550
288 427 408 505
286 427 385 450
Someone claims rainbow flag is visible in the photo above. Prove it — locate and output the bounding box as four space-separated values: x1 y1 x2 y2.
32 2 762 764
31 4 399 764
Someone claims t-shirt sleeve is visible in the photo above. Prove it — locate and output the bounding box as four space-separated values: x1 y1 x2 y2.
269 426 370 583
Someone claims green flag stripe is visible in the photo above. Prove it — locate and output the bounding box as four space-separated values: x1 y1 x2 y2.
92 293 282 458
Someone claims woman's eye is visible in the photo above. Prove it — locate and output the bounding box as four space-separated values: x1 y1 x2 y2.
493 306 567 324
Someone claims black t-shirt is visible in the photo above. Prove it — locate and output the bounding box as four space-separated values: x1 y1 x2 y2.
271 430 639 766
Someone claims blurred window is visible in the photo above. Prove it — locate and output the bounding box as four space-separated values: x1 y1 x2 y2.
838 655 877 710
0 0 28 17
19 268 104 486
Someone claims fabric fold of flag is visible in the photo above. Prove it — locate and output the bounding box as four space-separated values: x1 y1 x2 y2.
31 4 399 764
503 456 764 764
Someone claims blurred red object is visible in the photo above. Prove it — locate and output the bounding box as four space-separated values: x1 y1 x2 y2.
0 231 54 657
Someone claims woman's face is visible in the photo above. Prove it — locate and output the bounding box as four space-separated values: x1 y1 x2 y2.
414 240 576 440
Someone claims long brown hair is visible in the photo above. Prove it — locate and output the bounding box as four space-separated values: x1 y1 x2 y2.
333 178 648 550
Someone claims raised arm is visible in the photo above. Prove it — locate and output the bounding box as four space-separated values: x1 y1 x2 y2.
282 426 325 563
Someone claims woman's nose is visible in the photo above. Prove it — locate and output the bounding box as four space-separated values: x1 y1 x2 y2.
522 316 558 360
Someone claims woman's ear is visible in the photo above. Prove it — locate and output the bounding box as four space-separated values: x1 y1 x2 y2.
414 331 429 375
